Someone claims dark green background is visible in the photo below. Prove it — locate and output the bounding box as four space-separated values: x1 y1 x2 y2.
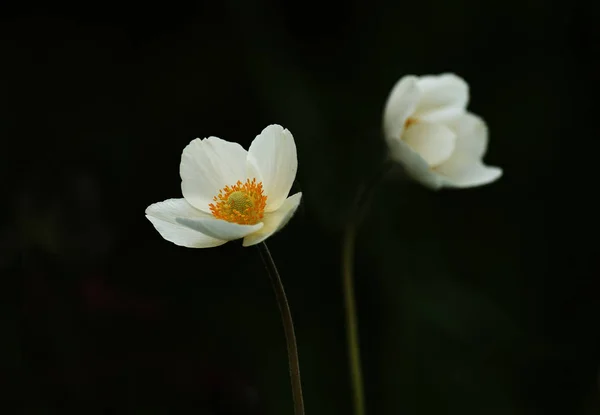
1 1 598 414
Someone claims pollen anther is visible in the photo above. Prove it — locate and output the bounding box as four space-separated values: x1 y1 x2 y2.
209 178 267 225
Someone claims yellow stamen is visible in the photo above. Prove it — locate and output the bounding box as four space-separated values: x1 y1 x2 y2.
209 178 267 225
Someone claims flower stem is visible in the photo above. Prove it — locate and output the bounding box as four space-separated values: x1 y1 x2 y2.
257 242 305 415
342 221 365 415
342 158 394 415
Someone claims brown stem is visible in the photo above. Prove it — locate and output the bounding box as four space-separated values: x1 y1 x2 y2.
257 242 305 415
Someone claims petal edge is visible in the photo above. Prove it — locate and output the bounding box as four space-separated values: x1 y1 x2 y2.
176 217 263 241
246 124 298 212
145 198 226 248
242 193 302 247
383 75 420 142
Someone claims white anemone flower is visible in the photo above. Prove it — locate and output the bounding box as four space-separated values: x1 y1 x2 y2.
383 73 502 189
145 124 302 248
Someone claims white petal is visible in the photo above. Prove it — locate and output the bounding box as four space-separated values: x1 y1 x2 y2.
387 138 446 190
145 198 226 248
403 123 456 167
435 112 502 188
242 193 302 247
176 217 263 241
413 73 469 123
246 124 297 212
446 112 488 160
435 162 502 188
180 136 248 213
383 75 420 141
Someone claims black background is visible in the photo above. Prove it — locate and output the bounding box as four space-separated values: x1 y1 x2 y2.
1 1 598 414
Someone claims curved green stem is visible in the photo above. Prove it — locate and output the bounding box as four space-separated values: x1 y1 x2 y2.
342 158 394 415
257 242 305 415
342 220 365 415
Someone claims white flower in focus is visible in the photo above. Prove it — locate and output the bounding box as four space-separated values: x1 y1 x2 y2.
383 73 502 189
145 124 302 248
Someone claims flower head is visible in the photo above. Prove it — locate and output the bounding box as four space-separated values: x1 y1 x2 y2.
383 73 502 189
145 124 302 248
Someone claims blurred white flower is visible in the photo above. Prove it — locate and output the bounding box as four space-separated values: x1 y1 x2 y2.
146 124 302 248
383 73 502 189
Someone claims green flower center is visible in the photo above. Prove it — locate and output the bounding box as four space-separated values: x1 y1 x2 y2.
227 190 254 213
